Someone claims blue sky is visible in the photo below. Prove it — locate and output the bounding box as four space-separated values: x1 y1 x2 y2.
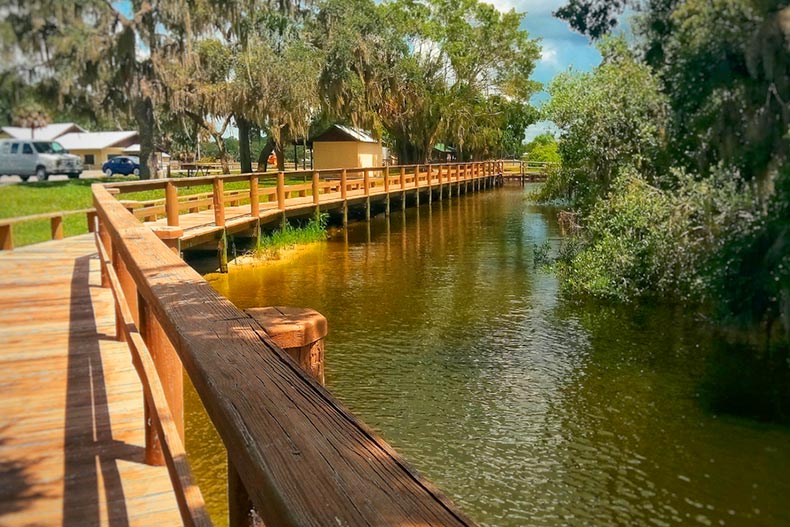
488 0 601 141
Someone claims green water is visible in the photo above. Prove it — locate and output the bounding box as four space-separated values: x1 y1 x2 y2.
186 185 790 527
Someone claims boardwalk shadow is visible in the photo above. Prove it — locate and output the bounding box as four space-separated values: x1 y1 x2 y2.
62 254 130 527
0 430 47 518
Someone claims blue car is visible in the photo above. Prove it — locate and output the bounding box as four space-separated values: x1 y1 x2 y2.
102 156 140 177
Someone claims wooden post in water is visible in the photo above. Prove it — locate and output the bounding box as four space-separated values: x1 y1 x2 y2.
246 306 327 384
218 231 229 273
166 181 179 227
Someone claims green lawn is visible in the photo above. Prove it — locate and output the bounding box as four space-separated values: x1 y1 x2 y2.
0 174 312 247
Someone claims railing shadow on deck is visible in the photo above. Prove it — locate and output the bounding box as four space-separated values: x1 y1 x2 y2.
63 254 130 527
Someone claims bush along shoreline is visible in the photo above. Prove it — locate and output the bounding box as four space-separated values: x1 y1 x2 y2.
532 27 789 422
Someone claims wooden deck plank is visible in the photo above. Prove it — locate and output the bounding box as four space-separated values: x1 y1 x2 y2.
0 235 181 527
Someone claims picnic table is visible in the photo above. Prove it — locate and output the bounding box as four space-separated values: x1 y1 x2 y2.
180 162 226 177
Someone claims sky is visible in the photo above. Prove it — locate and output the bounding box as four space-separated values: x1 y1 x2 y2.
488 0 601 141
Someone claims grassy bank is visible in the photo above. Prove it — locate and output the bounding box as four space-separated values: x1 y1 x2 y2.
250 214 328 260
0 174 311 247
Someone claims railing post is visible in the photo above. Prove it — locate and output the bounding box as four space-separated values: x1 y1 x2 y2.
363 169 371 221
50 215 64 240
277 171 286 211
249 175 260 217
400 166 407 211
166 181 179 227
97 220 112 288
86 211 98 233
427 164 432 204
139 294 183 466
312 171 320 205
212 178 225 227
113 248 139 337
383 164 391 217
2 223 15 251
151 226 183 256
438 165 444 201
340 169 348 228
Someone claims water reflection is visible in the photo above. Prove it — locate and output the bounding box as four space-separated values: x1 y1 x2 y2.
190 186 790 527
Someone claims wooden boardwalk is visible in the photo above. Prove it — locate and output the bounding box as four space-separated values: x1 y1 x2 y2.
0 235 181 526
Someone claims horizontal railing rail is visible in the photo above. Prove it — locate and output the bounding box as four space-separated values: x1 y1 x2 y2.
0 208 97 250
91 181 478 526
102 160 503 229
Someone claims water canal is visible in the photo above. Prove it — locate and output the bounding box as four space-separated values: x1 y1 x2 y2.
186 185 790 527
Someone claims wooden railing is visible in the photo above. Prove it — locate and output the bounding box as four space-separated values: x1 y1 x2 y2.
501 159 558 176
91 180 478 526
0 208 97 250
94 225 212 527
103 160 504 227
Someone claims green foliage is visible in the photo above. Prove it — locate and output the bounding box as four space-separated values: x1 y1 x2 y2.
708 167 790 340
540 37 668 208
313 0 540 162
253 213 329 259
524 133 560 163
556 168 750 302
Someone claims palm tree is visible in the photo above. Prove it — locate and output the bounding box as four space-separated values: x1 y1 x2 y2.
12 102 50 139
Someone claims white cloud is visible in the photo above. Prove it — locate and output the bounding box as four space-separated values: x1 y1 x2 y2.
540 42 560 67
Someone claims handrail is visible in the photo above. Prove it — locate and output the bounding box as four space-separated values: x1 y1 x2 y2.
0 208 97 250
104 160 502 228
94 228 212 527
91 182 478 526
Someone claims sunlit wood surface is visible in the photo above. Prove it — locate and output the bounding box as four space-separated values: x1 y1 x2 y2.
0 235 180 526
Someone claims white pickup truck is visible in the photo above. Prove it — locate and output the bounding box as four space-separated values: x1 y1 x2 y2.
0 138 83 181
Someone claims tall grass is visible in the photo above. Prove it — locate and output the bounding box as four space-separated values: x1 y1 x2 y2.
251 213 328 260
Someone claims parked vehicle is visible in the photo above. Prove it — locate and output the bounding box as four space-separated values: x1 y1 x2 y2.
0 139 83 181
102 156 140 177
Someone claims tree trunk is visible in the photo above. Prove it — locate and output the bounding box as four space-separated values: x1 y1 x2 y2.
238 117 252 173
134 98 159 180
275 142 285 171
213 134 230 174
256 136 276 171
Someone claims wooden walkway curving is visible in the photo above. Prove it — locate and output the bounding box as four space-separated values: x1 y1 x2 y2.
0 235 181 526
